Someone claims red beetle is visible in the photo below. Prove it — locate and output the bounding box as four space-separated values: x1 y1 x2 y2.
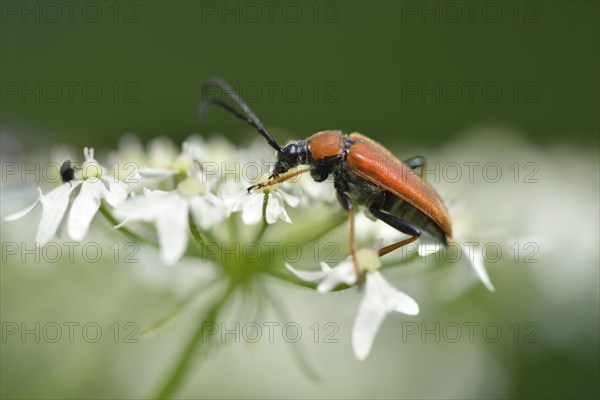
201 78 452 277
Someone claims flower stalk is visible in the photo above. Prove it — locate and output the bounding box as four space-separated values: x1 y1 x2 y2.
152 282 235 399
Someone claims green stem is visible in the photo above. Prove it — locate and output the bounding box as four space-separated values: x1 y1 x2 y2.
264 269 357 293
262 269 318 290
153 283 236 399
226 209 239 244
188 216 219 263
296 210 346 246
259 280 321 383
253 193 270 243
99 204 156 247
141 275 222 338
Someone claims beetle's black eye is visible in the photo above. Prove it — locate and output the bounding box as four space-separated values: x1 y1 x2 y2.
287 144 299 154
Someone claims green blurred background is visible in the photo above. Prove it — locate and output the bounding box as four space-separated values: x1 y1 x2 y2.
1 0 598 148
1 1 599 399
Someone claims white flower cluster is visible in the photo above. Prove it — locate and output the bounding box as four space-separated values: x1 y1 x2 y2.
5 134 494 361
6 136 308 265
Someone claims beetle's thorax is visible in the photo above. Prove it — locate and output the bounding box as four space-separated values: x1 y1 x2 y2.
307 130 346 161
305 130 357 182
272 130 355 181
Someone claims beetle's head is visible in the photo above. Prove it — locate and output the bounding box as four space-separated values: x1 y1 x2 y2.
272 140 308 177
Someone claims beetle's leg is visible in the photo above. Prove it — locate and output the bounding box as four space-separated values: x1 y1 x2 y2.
247 166 311 192
369 206 422 256
403 156 427 180
335 188 360 279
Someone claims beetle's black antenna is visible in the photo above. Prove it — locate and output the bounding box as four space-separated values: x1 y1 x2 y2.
200 78 282 153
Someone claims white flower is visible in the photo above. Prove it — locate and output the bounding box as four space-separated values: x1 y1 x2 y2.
188 135 240 166
353 269 419 360
446 202 495 292
236 189 299 225
224 171 300 225
286 247 419 361
107 135 197 193
285 259 357 293
138 140 196 180
457 240 494 292
113 175 226 265
106 134 146 186
146 137 180 169
4 148 129 245
297 174 336 205
183 136 302 225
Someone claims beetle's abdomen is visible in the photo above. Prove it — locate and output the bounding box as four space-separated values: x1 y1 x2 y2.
381 193 448 245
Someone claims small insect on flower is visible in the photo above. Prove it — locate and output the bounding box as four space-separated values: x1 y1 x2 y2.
60 160 76 183
5 148 129 245
200 78 452 281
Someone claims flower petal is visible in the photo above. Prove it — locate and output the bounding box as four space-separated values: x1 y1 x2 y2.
278 189 300 208
113 191 190 265
352 271 419 361
102 176 129 206
188 193 226 230
285 263 327 282
113 190 174 223
352 280 388 360
372 271 420 315
36 183 78 245
4 199 40 221
241 193 265 225
265 192 291 224
156 201 189 265
462 243 495 292
220 181 249 216
68 180 103 241
139 167 176 179
317 259 357 293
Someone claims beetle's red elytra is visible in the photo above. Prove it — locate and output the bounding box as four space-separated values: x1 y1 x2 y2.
344 132 452 237
200 78 452 278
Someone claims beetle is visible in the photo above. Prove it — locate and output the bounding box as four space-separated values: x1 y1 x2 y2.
60 160 75 183
200 78 452 277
